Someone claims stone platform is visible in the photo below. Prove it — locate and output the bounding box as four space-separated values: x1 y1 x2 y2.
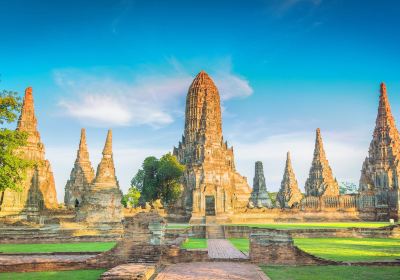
155 262 269 280
100 263 156 280
0 253 96 272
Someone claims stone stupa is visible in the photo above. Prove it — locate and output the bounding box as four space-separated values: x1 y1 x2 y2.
0 87 58 220
64 128 95 209
304 128 339 196
276 152 303 208
76 130 123 228
249 161 272 208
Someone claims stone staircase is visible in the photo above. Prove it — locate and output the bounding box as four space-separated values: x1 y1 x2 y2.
206 225 225 239
205 216 225 239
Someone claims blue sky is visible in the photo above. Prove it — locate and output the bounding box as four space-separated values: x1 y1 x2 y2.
1 0 400 201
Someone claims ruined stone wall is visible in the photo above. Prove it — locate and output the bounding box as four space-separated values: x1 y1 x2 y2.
249 228 336 265
223 225 400 239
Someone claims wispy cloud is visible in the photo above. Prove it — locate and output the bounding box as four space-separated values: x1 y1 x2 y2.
277 0 322 13
54 63 253 127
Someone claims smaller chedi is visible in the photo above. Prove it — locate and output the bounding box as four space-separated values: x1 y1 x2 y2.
276 152 303 208
76 130 123 228
249 161 273 208
64 128 95 209
305 128 339 196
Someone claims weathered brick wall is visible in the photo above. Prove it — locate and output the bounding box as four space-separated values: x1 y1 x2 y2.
249 228 337 265
0 261 90 273
161 245 209 264
230 208 377 224
189 225 206 238
223 226 250 238
224 224 400 239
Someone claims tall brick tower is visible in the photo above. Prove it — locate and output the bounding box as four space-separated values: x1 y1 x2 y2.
174 71 251 223
359 83 400 220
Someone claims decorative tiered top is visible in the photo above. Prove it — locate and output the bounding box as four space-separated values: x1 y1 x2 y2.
359 83 400 192
176 71 226 166
17 87 37 132
184 70 222 145
277 152 303 207
93 129 119 188
305 128 339 196
16 87 45 161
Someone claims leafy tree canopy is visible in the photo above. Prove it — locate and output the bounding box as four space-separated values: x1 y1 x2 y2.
131 153 185 206
0 89 33 193
121 186 141 208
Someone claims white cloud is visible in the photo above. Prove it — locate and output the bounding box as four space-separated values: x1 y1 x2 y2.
214 72 253 100
55 66 253 127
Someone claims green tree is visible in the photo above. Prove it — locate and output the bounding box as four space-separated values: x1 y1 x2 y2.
141 156 159 202
121 186 141 208
131 153 185 206
157 153 185 205
0 89 32 195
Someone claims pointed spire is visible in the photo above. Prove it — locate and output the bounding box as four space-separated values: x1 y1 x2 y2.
92 130 118 188
285 151 293 171
77 128 89 162
64 128 95 208
17 87 38 132
102 129 113 158
314 128 327 160
277 151 302 208
376 81 396 131
359 83 400 192
305 128 339 196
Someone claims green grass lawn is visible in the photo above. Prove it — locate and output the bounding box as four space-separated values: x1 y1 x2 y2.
181 238 207 249
228 222 393 230
228 238 249 253
0 269 106 280
261 265 400 280
166 223 190 229
294 238 400 262
0 242 116 253
228 237 400 262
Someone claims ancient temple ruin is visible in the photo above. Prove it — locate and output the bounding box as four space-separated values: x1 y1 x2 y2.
249 161 272 208
0 87 58 220
359 83 400 219
64 128 95 209
76 130 123 227
305 128 339 197
173 71 251 223
277 152 303 208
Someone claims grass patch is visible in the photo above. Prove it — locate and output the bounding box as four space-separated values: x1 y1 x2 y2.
294 238 400 261
181 238 207 249
261 265 400 280
0 269 106 280
228 222 392 230
166 223 190 229
0 242 116 253
228 238 249 253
